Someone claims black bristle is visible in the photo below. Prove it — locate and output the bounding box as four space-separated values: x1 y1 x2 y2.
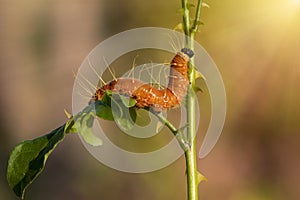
181 48 194 58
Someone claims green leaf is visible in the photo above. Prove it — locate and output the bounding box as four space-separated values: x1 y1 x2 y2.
101 90 112 106
94 101 114 121
117 94 137 108
95 92 138 130
7 124 66 199
114 110 137 131
111 95 137 131
71 91 138 144
73 105 102 146
77 112 102 146
65 104 106 145
103 91 137 108
64 117 77 133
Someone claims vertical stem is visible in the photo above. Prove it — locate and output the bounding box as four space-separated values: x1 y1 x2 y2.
181 0 203 200
185 37 198 200
181 0 191 46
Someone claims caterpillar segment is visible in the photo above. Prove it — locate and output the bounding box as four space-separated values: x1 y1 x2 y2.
90 48 194 112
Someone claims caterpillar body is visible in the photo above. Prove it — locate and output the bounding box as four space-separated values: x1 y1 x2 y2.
90 48 194 112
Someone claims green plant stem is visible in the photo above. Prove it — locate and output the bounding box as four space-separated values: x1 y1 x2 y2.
181 0 191 38
153 112 189 151
191 0 203 35
181 0 203 200
154 112 177 133
185 85 198 200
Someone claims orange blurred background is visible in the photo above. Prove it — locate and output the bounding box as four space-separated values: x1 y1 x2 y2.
1 0 300 199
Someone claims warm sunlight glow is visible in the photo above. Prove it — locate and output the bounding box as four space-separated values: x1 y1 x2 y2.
291 0 300 5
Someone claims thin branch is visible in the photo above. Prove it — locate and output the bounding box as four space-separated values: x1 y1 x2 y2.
152 111 189 151
181 0 191 45
191 0 203 34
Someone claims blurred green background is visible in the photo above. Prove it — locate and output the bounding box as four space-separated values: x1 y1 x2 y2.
1 0 300 199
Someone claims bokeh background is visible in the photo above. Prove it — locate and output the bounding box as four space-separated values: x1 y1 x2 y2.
1 0 300 199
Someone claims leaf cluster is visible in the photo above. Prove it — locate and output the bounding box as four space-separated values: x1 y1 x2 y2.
6 91 137 199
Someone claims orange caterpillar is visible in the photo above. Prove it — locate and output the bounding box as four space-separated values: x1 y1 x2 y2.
91 48 194 112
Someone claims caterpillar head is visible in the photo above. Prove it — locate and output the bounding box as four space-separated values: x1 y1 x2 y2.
181 48 194 58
